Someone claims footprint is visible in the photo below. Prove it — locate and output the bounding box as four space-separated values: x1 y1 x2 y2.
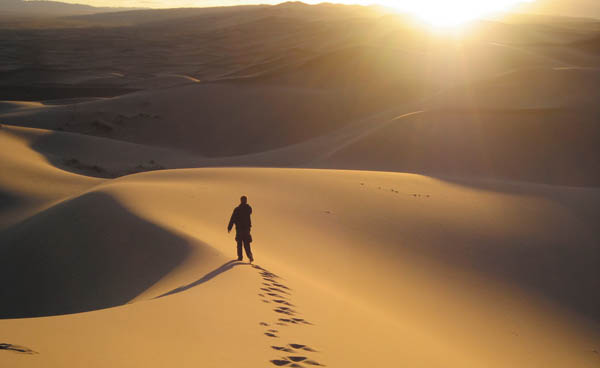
278 318 310 325
273 299 294 306
289 344 317 352
262 299 271 303
272 283 291 290
276 306 293 312
268 287 290 295
260 271 279 278
0 343 37 354
257 267 322 367
292 318 312 325
272 346 295 353
267 293 287 299
304 360 324 366
270 359 290 366
260 322 269 326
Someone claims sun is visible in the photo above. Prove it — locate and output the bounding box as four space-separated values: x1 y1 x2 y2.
378 0 534 27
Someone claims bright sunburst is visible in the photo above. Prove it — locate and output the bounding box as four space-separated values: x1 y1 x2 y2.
377 0 534 27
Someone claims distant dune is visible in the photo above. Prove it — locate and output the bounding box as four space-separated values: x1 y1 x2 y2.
572 34 600 54
312 108 600 186
0 0 141 17
515 0 600 20
2 63 600 185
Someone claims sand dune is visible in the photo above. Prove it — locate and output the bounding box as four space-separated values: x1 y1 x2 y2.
0 191 194 318
0 126 102 228
1 0 139 17
1 3 599 367
1 125 202 177
3 2 597 99
0 83 402 156
434 66 600 109
3 62 599 185
1 153 599 366
310 108 600 186
0 101 45 113
250 41 563 89
1 63 598 196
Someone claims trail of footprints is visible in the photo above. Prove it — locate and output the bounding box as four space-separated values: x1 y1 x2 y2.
253 265 325 367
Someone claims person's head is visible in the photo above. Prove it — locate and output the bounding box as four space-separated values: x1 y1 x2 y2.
240 195 247 204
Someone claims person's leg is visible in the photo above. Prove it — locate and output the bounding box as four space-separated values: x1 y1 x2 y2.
244 239 253 261
237 240 243 260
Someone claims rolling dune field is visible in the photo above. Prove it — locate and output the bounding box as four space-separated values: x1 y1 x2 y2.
1 2 599 367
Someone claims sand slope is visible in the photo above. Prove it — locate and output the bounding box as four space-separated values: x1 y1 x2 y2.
1 4 599 367
0 125 102 228
1 136 599 366
1 160 599 367
311 107 600 186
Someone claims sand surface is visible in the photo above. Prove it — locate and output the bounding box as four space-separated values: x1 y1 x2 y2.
1 3 600 367
1 130 599 367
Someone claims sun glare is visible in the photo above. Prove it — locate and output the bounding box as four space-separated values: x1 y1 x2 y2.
377 0 534 27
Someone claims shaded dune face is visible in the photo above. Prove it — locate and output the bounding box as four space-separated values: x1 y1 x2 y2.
315 108 600 186
0 192 191 319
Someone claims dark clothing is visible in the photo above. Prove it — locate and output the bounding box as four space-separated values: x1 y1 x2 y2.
228 203 253 261
228 203 253 242
237 239 253 260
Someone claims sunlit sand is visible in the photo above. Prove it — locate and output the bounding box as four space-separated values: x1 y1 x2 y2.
1 1 599 367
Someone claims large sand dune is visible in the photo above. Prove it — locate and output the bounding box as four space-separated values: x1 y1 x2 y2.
1 3 599 367
1 132 599 366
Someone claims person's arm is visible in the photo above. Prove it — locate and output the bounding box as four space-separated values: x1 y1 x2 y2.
227 209 236 232
249 206 252 228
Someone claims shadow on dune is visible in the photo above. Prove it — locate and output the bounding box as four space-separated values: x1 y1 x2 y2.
361 186 600 323
21 128 171 179
431 234 600 324
155 260 247 299
0 189 25 214
315 108 600 186
0 192 191 319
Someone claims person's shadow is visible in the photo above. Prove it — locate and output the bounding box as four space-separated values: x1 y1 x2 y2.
155 260 247 299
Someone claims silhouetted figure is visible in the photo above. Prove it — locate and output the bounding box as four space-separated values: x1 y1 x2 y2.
228 195 253 262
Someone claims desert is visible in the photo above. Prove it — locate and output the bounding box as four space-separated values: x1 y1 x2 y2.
1 1 599 367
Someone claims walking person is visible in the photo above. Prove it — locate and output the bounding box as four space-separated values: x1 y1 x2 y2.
228 195 254 262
